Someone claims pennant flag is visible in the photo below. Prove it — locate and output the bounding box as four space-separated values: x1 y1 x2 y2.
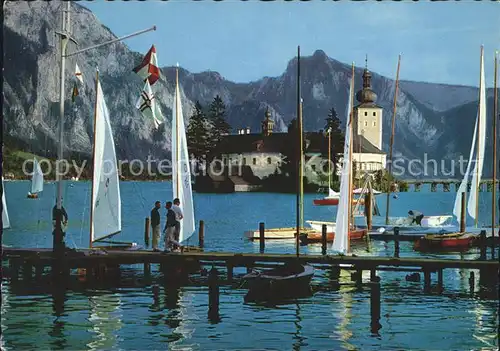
135 80 164 129
75 63 83 84
71 82 79 103
133 45 161 85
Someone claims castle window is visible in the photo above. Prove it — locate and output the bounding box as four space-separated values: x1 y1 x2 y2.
364 121 368 127
373 121 376 127
243 158 247 165
364 112 367 116
373 112 376 116
253 158 257 165
267 157 272 164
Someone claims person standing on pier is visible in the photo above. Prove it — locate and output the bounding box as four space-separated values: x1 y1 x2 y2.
163 201 177 252
172 198 184 244
151 201 161 251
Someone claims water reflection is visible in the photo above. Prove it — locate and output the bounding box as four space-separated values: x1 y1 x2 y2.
335 273 356 350
87 291 122 350
292 303 305 351
49 285 67 350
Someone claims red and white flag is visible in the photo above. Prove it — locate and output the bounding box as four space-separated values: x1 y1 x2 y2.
135 80 164 129
75 63 83 84
133 45 161 85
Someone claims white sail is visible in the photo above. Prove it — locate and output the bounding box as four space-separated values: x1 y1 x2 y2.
90 79 121 244
332 78 354 254
2 178 10 229
171 71 195 243
467 50 487 220
30 157 44 194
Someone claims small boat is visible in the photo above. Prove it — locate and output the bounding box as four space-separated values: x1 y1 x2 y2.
27 157 43 199
243 263 314 302
244 227 316 240
2 177 10 229
353 188 381 195
313 197 365 206
299 228 367 244
413 232 477 251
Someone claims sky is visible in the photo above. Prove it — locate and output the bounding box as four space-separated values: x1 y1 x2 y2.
82 0 500 87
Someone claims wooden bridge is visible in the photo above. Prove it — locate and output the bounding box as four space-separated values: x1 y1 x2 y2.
400 178 498 192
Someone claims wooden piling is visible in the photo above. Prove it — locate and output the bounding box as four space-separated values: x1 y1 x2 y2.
469 271 475 293
365 191 372 230
144 262 151 281
443 183 450 192
198 220 205 248
321 224 327 255
437 269 444 293
479 230 487 260
423 269 431 292
460 192 466 233
370 273 381 334
394 227 400 258
431 183 437 192
259 222 265 253
144 217 150 247
227 263 233 282
208 267 220 323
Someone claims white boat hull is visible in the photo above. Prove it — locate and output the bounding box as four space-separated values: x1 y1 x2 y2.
244 227 315 240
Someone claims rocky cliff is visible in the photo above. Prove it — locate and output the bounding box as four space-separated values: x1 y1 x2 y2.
3 1 498 178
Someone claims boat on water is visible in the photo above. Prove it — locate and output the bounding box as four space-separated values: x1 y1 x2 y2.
244 227 316 240
414 232 477 251
2 178 10 229
27 157 44 199
243 263 314 302
299 228 367 244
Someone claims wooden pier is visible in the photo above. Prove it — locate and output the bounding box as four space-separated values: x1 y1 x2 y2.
402 178 498 192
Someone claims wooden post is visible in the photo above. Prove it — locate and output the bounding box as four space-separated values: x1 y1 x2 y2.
321 224 327 255
492 52 498 259
198 220 205 248
431 183 437 192
394 227 400 258
227 263 233 282
469 271 475 294
144 217 150 247
259 222 265 253
144 262 151 282
437 269 444 293
479 230 486 260
208 267 220 323
460 192 466 233
370 273 381 334
423 269 431 292
365 191 372 230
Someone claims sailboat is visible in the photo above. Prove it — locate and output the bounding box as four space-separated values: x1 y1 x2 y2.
27 157 44 199
302 64 367 246
414 46 486 251
2 178 10 229
171 65 196 246
88 70 122 248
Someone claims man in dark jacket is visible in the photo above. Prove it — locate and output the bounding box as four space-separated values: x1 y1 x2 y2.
163 201 178 252
151 201 161 251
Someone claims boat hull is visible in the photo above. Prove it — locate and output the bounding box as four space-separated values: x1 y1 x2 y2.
244 227 315 240
414 232 476 251
300 228 367 244
313 198 364 206
243 264 314 302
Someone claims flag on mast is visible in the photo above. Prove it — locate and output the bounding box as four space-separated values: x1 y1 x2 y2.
71 82 79 103
75 63 83 84
133 45 161 85
135 80 164 129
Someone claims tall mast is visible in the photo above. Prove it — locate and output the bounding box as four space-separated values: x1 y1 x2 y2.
89 69 99 249
384 55 401 225
175 64 180 197
347 63 355 253
492 51 498 252
328 130 331 190
53 1 72 255
474 45 484 227
296 46 303 257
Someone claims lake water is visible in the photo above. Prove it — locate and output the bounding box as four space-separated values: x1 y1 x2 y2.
1 181 499 350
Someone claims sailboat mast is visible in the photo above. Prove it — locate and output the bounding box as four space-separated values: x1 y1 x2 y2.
347 63 355 253
176 66 180 198
384 55 401 225
89 69 100 249
492 51 498 245
295 46 302 257
475 46 484 227
328 130 331 189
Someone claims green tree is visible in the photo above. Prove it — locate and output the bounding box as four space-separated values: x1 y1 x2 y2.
207 95 231 148
187 101 211 161
323 107 344 182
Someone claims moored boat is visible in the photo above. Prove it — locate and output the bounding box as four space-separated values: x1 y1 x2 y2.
244 227 315 240
299 228 367 244
243 263 314 302
413 232 477 251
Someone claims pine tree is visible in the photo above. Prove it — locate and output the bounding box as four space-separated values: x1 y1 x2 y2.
324 107 344 177
207 95 231 148
187 101 211 162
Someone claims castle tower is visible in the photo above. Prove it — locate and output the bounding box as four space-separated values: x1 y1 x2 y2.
261 107 274 136
354 56 383 150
